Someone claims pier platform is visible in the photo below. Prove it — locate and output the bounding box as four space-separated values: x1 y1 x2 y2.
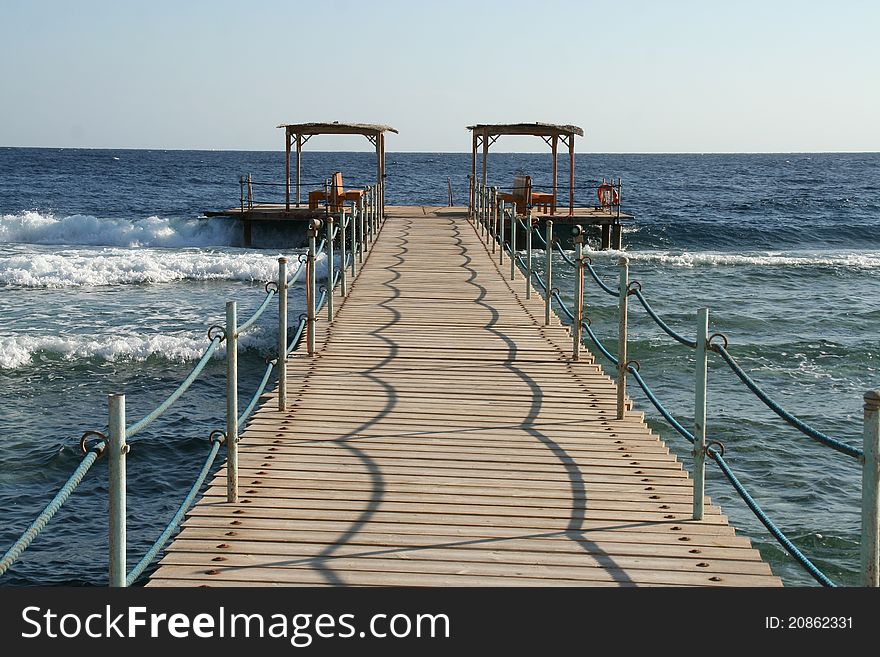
204 204 633 248
148 206 780 587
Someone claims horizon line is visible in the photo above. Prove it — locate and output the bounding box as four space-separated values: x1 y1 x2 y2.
2 145 879 156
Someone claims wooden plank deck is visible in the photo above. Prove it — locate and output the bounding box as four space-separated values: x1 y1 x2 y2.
148 207 781 587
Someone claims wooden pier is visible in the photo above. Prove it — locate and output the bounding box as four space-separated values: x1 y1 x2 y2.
204 204 633 249
148 206 780 587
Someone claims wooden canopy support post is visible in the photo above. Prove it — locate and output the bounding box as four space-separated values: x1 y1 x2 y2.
482 128 489 186
375 134 381 187
285 130 291 211
568 132 575 216
471 131 478 186
551 134 558 215
296 135 302 207
376 133 385 216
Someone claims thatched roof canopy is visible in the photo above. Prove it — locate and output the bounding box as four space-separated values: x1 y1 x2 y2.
278 122 398 136
467 122 583 137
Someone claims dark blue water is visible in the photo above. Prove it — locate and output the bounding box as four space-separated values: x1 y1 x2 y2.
1 148 878 586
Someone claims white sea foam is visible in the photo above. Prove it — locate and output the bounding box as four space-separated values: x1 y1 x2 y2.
0 211 237 248
0 249 322 288
0 329 277 369
0 333 210 369
585 249 880 269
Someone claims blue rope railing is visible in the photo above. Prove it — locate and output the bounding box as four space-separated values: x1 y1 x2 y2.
631 289 697 348
712 344 862 460
581 257 621 297
238 361 276 427
0 445 104 577
511 221 839 587
710 449 837 588
0 255 309 580
546 232 853 456
0 191 377 585
125 432 225 586
123 243 354 583
237 288 277 334
125 336 222 440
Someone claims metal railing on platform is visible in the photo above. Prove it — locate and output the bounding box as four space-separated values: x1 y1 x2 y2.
238 173 384 214
0 183 387 586
469 177 879 587
467 174 623 217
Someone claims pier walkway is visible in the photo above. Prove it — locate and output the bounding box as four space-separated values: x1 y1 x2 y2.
148 207 780 586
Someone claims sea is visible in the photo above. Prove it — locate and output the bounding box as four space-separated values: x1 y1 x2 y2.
0 148 878 587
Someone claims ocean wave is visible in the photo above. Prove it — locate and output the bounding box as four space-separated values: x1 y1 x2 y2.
0 211 237 248
585 248 880 269
0 248 323 288
0 330 276 370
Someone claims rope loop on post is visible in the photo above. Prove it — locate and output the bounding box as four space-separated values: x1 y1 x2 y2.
209 429 227 445
706 440 726 459
79 431 107 456
626 359 641 373
207 325 227 342
297 253 308 265
708 332 729 350
264 281 279 294
626 280 643 295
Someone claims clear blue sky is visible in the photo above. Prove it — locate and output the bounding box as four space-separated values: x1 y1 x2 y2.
1 0 878 152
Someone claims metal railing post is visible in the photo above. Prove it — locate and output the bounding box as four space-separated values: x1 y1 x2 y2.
359 197 367 262
352 201 360 275
226 300 239 503
483 184 488 239
340 210 348 296
476 182 481 232
573 227 584 360
326 215 335 322
526 209 533 300
486 186 492 243
544 220 553 325
862 389 880 586
239 176 245 214
247 173 253 210
278 257 288 411
468 175 473 219
480 183 486 238
693 307 709 520
510 203 517 280
617 256 629 419
491 187 498 252
371 185 377 241
364 185 379 248
307 220 320 356
108 393 126 587
484 185 490 243
499 201 505 265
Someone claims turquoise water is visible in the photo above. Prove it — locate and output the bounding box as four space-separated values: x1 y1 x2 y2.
0 148 878 585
